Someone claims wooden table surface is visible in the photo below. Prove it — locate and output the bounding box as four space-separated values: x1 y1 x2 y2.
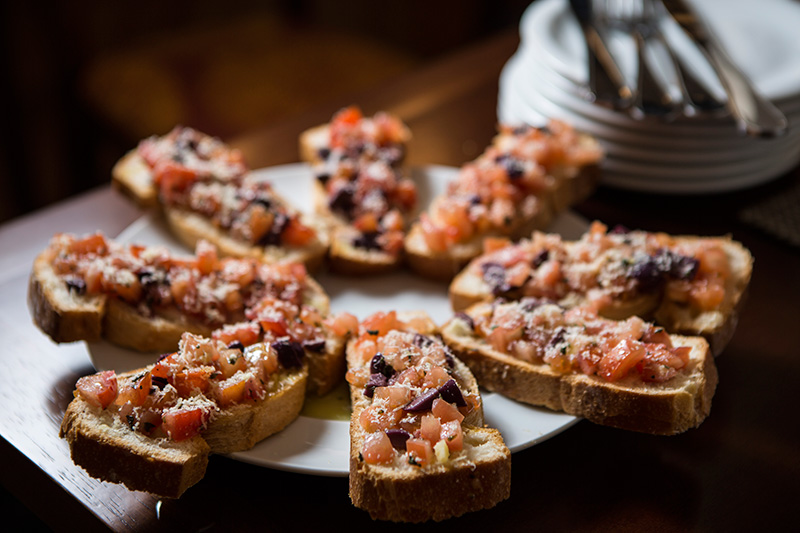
2 30 798 532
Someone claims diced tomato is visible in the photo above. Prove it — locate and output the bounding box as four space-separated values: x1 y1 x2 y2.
212 321 261 347
353 213 379 233
76 370 118 409
422 365 450 390
406 437 434 467
362 431 395 465
359 403 403 433
194 240 219 275
419 413 442 443
483 236 512 254
598 338 646 382
373 385 412 410
393 180 417 211
67 233 108 256
440 420 463 452
246 205 274 243
360 311 399 337
153 160 198 203
689 277 725 311
330 106 363 148
173 366 214 396
162 407 210 441
419 213 448 253
215 377 248 407
324 312 359 338
431 398 464 424
115 372 152 407
217 349 248 379
281 218 315 246
576 344 603 375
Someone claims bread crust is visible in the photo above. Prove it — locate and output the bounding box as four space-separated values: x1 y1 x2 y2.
441 317 718 435
28 254 105 344
349 427 511 522
111 149 160 209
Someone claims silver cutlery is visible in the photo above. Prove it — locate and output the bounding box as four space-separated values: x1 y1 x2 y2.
601 0 680 119
662 0 788 137
568 0 633 109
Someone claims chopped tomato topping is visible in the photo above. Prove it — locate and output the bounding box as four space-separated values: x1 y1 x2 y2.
115 372 152 407
76 370 118 409
362 431 395 465
162 407 210 441
281 218 315 246
406 438 434 467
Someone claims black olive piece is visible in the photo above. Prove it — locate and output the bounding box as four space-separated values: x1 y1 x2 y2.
386 429 412 450
271 340 305 369
532 249 549 268
438 379 467 407
363 373 388 398
352 231 382 251
227 340 245 352
65 277 86 295
403 388 440 412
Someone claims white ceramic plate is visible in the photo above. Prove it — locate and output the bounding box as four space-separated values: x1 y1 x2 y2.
521 0 800 102
88 163 585 476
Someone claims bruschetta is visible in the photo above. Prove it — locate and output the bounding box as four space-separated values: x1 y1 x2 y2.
29 232 344 395
60 331 316 498
449 221 753 355
404 120 603 281
113 126 328 270
344 310 511 522
300 106 417 275
441 298 718 435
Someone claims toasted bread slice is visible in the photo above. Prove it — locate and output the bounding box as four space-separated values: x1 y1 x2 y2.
112 126 329 271
449 224 753 356
163 206 328 273
345 310 510 522
300 107 415 275
28 233 330 354
404 121 602 281
60 333 312 498
441 300 718 435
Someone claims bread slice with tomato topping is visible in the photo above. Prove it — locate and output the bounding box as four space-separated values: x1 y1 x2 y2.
59 331 322 498
449 221 753 356
112 125 329 271
344 310 511 522
441 298 718 435
28 232 330 352
404 120 603 281
299 106 417 275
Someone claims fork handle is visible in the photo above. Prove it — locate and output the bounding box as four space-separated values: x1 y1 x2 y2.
701 40 788 137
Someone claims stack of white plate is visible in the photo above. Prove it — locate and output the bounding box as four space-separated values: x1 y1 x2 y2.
499 0 800 193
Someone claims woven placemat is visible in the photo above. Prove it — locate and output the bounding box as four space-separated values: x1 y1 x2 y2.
740 180 800 247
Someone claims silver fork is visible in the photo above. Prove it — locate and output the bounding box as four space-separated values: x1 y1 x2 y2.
603 0 679 119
